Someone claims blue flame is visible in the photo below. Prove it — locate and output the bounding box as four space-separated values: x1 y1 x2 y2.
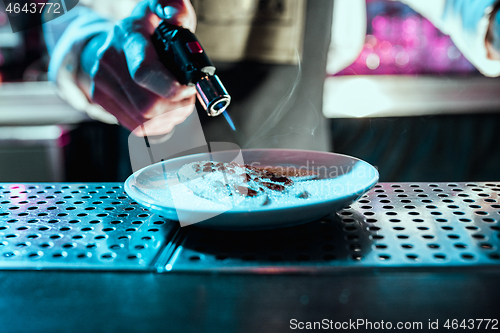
222 111 236 131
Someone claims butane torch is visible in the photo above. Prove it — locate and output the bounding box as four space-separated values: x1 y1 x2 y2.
152 21 231 117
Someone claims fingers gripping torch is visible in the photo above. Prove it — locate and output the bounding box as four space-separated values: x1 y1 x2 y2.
152 21 231 117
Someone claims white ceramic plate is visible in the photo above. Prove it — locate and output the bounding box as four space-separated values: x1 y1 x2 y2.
124 149 379 230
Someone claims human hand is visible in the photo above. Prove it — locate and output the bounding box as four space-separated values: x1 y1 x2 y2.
80 0 197 136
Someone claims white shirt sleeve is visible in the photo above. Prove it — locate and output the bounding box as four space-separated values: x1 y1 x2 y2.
399 0 500 77
43 6 117 124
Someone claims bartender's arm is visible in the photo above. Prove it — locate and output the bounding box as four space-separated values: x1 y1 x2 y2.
43 0 196 135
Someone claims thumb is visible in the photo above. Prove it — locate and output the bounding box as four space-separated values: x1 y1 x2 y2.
148 0 197 32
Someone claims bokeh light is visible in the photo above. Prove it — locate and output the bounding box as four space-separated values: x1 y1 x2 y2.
335 0 477 76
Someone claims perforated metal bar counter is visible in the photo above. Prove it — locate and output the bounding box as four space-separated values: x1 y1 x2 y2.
1 182 500 333
0 182 499 272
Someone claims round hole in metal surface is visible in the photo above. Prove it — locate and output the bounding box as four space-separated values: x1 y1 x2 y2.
397 235 409 239
426 205 437 209
412 219 424 223
89 220 100 224
16 226 28 231
52 252 67 258
15 242 30 248
441 226 453 231
142 236 152 241
60 227 71 232
370 235 384 240
81 227 93 232
414 189 424 193
153 221 165 225
377 194 388 198
482 218 495 223
62 243 76 249
127 254 141 260
118 214 128 218
383 205 395 209
131 221 143 225
49 234 62 240
102 227 115 232
400 199 412 203
86 243 98 249
431 212 442 216
379 254 390 260
148 228 159 232
110 221 122 225
28 252 43 259
428 244 440 249
48 220 59 224
66 207 76 211
434 254 446 260
3 251 18 258
368 226 381 231
466 226 479 230
109 244 123 250
393 227 405 231
389 219 401 223
77 253 91 259
454 243 467 249
459 218 472 223
417 227 429 230
366 218 377 223
398 194 408 198
488 254 500 260
101 253 116 260
27 234 40 239
485 199 496 203
491 226 500 231
480 243 493 249
18 213 28 217
77 213 88 217
358 199 370 204
472 234 486 239
5 234 18 239
27 206 38 211
126 228 137 232
96 214 108 218
386 212 397 216
72 235 84 240
406 254 418 260
422 235 434 239
118 235 131 240
0 226 7 231
448 234 460 239
469 205 482 209
461 253 474 260
475 211 488 215
135 245 146 250
458 193 469 197
95 235 107 240
39 242 53 248
401 244 413 249
37 213 48 217
374 244 387 249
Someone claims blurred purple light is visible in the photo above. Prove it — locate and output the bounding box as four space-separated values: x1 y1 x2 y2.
335 0 476 76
